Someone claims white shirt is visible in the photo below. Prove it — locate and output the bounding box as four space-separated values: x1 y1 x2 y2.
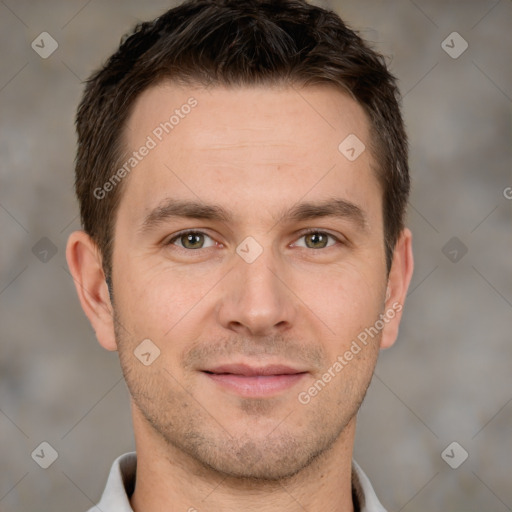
86 452 387 512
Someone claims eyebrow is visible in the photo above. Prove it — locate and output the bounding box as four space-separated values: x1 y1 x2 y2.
275 198 368 231
139 197 368 233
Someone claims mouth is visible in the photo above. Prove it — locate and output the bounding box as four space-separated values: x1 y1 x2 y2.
201 363 308 398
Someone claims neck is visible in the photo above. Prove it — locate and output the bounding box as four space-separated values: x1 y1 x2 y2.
130 408 356 512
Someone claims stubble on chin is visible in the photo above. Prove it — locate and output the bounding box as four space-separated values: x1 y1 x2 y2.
113 309 379 483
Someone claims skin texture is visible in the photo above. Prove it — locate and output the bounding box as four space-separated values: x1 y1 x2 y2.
67 83 413 512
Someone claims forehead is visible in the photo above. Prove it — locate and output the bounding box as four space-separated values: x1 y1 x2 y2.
117 82 379 227
125 81 369 153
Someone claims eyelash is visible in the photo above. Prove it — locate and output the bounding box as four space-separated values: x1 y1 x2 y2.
166 228 344 250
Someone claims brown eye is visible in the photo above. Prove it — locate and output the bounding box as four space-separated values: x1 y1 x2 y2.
291 229 346 251
180 232 204 249
169 231 215 250
304 232 330 249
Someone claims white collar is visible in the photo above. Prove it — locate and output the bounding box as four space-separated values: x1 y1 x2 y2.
88 452 387 512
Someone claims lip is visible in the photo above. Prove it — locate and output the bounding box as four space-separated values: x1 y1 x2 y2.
204 363 306 376
201 363 308 398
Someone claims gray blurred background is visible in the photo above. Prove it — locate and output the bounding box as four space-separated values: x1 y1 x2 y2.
1 1 511 510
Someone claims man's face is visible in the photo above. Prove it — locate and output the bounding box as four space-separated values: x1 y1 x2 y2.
111 83 389 479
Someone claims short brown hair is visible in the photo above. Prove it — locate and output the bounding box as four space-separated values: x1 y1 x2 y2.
75 0 409 276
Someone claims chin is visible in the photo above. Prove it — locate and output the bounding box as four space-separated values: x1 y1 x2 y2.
170 427 339 483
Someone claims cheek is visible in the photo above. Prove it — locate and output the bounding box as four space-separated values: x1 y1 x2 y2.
297 266 385 389
113 262 217 349
299 262 386 339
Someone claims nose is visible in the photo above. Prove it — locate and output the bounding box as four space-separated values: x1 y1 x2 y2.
217 245 297 337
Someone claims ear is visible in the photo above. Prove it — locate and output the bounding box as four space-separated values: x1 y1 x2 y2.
66 230 117 351
380 228 414 349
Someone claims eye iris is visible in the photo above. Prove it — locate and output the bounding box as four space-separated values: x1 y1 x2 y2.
305 232 328 249
182 232 204 249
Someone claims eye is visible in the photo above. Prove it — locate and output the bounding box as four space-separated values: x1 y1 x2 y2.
168 230 216 250
293 230 340 249
165 229 341 251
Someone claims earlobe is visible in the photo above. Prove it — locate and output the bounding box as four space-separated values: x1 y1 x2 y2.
380 228 414 350
66 230 118 351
